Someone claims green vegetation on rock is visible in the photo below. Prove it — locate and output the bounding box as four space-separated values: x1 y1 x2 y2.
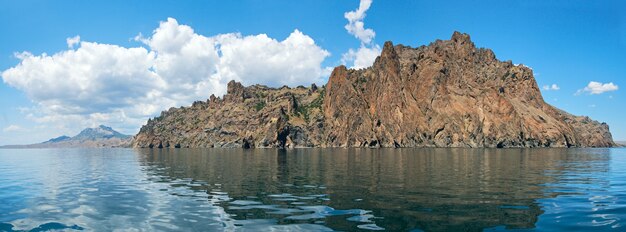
255 101 266 111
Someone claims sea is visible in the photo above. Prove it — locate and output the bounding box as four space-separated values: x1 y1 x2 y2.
0 148 624 231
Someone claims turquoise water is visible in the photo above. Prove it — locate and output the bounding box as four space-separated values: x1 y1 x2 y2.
0 148 625 231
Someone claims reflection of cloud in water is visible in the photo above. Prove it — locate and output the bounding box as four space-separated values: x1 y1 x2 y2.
0 149 235 231
138 148 384 231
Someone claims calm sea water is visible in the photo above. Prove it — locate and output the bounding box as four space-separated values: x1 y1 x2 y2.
0 148 625 231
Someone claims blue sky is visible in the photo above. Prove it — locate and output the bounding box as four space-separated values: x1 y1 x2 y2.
0 0 625 145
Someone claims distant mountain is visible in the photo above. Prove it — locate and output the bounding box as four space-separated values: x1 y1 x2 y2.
73 125 130 141
1 125 132 148
43 135 71 144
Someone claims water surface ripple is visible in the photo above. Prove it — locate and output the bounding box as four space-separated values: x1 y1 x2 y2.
0 148 625 231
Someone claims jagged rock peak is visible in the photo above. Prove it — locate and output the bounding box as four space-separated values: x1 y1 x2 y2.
451 31 471 43
227 80 245 95
373 41 401 75
449 31 476 53
380 41 397 59
226 80 246 102
326 65 349 91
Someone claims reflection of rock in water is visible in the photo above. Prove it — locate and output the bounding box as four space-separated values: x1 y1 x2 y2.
134 148 611 231
276 149 288 183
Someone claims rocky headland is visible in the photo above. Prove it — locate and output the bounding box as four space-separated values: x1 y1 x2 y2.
133 32 615 148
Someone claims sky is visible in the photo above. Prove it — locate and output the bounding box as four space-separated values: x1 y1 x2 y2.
0 0 625 145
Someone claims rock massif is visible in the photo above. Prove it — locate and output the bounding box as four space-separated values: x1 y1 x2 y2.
1 125 132 148
134 82 326 148
133 32 615 148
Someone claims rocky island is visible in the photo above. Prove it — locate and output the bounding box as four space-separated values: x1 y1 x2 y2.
133 32 615 148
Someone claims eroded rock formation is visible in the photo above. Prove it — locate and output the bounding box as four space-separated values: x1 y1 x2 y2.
133 81 326 148
133 32 615 148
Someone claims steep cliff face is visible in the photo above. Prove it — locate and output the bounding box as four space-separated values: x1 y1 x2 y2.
133 32 615 148
323 32 614 148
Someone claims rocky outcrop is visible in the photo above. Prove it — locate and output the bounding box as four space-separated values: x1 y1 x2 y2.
133 32 615 148
133 82 326 148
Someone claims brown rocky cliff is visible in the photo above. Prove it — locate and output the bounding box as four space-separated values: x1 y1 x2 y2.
323 32 614 148
133 32 615 148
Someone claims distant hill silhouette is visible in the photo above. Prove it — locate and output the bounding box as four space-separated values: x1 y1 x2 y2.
1 125 131 148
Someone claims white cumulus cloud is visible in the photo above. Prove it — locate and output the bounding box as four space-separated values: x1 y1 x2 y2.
577 81 619 95
1 17 330 136
3 42 160 115
214 29 330 87
542 84 560 91
342 0 380 69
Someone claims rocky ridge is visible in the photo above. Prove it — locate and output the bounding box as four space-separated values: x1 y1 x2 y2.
134 82 326 148
133 32 615 148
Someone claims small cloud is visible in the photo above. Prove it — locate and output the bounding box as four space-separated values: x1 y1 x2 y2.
66 35 81 49
14 51 33 60
542 84 560 91
588 104 596 108
341 44 381 69
576 81 619 95
133 32 149 44
3 125 22 132
342 0 379 69
344 0 375 45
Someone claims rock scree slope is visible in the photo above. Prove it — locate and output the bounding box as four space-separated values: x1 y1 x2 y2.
133 32 615 148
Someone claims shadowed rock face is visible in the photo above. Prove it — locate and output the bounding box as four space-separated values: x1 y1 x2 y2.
133 32 615 148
